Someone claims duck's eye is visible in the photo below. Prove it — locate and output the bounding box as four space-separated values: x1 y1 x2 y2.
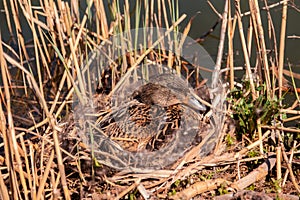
132 91 142 101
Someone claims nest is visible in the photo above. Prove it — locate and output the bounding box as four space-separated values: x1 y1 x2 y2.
57 32 229 198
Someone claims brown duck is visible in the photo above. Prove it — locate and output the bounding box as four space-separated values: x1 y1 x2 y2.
132 73 206 111
99 73 207 152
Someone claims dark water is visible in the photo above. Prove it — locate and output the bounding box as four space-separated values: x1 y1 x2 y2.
0 0 299 72
179 0 300 67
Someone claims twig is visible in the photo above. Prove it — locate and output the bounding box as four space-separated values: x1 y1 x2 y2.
261 125 300 133
287 35 300 39
207 0 222 18
234 0 288 19
230 157 276 190
171 178 230 199
115 179 141 200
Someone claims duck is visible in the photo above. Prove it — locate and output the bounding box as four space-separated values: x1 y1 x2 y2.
131 73 207 112
96 72 208 154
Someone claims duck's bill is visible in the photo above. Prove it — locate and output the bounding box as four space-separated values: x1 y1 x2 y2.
185 97 207 111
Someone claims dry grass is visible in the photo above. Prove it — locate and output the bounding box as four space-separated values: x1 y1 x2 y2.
0 0 300 199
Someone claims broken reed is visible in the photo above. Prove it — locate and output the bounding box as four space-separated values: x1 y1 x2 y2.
0 0 299 199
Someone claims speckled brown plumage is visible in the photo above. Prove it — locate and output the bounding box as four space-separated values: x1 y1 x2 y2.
97 73 207 154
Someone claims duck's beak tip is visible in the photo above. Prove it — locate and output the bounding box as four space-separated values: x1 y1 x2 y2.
187 97 206 111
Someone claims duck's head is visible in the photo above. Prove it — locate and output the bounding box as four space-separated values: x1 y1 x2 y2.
132 74 207 112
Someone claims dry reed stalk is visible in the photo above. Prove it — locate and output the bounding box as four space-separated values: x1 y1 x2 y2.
11 0 30 60
4 40 71 199
52 129 71 200
28 142 37 200
277 134 300 193
54 4 66 58
280 109 300 115
207 0 222 18
10 0 31 97
287 35 300 39
36 150 55 200
13 128 76 160
33 17 52 81
50 72 68 114
278 0 288 101
282 141 296 187
25 0 46 98
161 0 173 68
61 2 71 37
169 0 182 74
256 118 264 154
287 99 300 110
157 0 162 27
0 46 10 200
48 170 56 200
19 136 33 196
262 125 300 133
263 0 279 66
34 10 51 63
118 3 128 75
70 0 79 22
227 0 235 90
0 169 10 200
74 1 94 57
235 0 257 99
143 0 149 28
161 0 174 68
271 61 277 98
124 0 131 31
52 170 61 199
283 115 300 123
65 0 95 102
45 0 58 57
249 0 271 92
162 0 170 29
3 0 14 39
150 0 155 28
213 0 228 88
236 130 270 156
108 14 187 97
276 146 282 193
99 0 109 39
246 19 253 58
47 4 74 103
1 34 30 200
